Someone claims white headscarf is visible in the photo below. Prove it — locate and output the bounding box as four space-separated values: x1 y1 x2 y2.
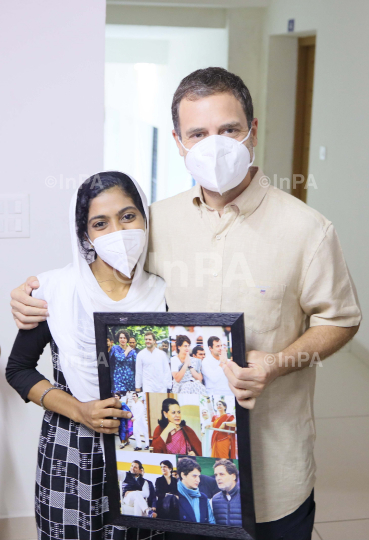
33 173 166 402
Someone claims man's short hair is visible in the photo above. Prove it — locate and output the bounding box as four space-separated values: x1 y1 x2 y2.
192 345 205 357
132 459 143 471
144 331 156 341
213 459 239 480
172 67 254 137
208 336 221 349
177 457 201 480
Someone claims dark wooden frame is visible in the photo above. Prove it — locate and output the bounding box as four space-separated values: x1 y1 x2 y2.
94 312 256 540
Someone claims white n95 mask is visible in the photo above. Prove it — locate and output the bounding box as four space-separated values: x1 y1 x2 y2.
180 130 254 195
89 229 146 277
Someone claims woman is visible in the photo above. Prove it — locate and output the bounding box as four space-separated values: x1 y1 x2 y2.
155 460 179 520
114 393 134 450
171 335 205 394
110 330 136 393
152 398 202 456
6 172 166 540
205 397 236 459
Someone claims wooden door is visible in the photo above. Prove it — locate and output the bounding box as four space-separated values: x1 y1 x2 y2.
291 36 316 202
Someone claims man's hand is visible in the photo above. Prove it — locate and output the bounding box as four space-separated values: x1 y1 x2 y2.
10 276 48 330
222 350 279 410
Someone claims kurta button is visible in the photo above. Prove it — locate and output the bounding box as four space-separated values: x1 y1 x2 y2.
213 272 218 277
216 235 221 240
240 215 245 221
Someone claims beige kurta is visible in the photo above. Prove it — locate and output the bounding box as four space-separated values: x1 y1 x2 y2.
147 167 361 522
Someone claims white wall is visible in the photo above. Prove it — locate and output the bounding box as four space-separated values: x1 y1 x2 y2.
104 25 228 201
259 0 369 352
0 0 106 519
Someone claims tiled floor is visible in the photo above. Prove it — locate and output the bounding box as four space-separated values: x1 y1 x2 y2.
313 350 369 539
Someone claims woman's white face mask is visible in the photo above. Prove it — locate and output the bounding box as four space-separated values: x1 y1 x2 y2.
89 229 146 277
180 129 255 195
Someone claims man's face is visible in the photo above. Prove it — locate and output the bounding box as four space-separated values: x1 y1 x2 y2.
214 465 237 492
130 462 141 476
181 469 201 490
132 393 138 402
161 342 169 352
145 335 155 349
173 93 257 162
129 338 136 349
210 340 222 358
194 349 206 361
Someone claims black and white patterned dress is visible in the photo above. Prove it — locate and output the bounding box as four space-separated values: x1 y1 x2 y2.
35 340 156 540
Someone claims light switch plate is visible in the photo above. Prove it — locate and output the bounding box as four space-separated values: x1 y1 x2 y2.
0 194 29 238
319 146 326 160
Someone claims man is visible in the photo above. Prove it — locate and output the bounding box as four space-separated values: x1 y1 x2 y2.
202 336 231 395
176 457 215 524
107 336 113 354
191 345 206 361
135 332 172 393
212 459 242 526
130 392 150 451
119 460 156 517
11 67 361 540
159 340 170 355
129 336 140 355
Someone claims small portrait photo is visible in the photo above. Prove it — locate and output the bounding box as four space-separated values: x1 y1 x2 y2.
114 391 150 452
149 393 202 456
107 325 171 395
176 455 242 527
117 452 179 520
200 394 238 459
168 325 233 395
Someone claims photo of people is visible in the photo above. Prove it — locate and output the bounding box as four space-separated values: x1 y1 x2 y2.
200 394 238 459
108 325 234 396
116 450 241 527
114 392 150 451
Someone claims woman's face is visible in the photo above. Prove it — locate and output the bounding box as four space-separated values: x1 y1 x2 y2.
178 341 190 355
119 334 127 347
87 186 145 244
164 404 181 425
161 464 171 475
217 401 226 414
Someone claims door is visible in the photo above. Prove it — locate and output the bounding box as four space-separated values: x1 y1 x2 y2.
291 36 316 202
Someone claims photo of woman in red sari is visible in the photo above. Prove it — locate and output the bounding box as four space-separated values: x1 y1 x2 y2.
205 397 237 459
152 397 202 456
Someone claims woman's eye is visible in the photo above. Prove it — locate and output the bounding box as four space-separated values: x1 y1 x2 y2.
93 221 106 228
121 213 136 221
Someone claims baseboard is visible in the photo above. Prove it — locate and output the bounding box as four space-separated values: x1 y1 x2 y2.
0 516 36 540
350 337 369 369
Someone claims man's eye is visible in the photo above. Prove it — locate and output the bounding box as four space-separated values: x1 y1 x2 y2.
191 133 204 139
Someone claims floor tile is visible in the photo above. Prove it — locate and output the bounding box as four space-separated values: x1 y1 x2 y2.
312 527 323 540
314 416 369 522
315 519 369 540
314 351 369 418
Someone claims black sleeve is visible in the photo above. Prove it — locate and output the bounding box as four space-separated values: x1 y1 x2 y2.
6 321 52 403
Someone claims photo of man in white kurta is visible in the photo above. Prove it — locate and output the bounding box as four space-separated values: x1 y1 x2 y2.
131 392 150 451
135 331 172 393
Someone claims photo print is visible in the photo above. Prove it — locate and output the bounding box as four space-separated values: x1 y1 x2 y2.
95 312 255 538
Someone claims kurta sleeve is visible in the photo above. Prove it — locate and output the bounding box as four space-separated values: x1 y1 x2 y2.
300 224 362 327
6 321 52 402
135 350 143 389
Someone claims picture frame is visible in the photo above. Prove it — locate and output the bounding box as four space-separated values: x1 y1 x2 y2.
94 312 256 540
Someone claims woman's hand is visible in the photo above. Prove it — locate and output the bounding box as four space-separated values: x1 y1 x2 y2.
75 397 130 434
188 451 196 456
220 422 226 429
125 345 132 355
160 421 178 442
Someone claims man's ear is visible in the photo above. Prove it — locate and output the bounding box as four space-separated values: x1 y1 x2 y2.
251 118 258 148
172 129 185 157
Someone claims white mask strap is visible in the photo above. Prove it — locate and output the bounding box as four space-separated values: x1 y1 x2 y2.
179 138 191 152
239 126 253 144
